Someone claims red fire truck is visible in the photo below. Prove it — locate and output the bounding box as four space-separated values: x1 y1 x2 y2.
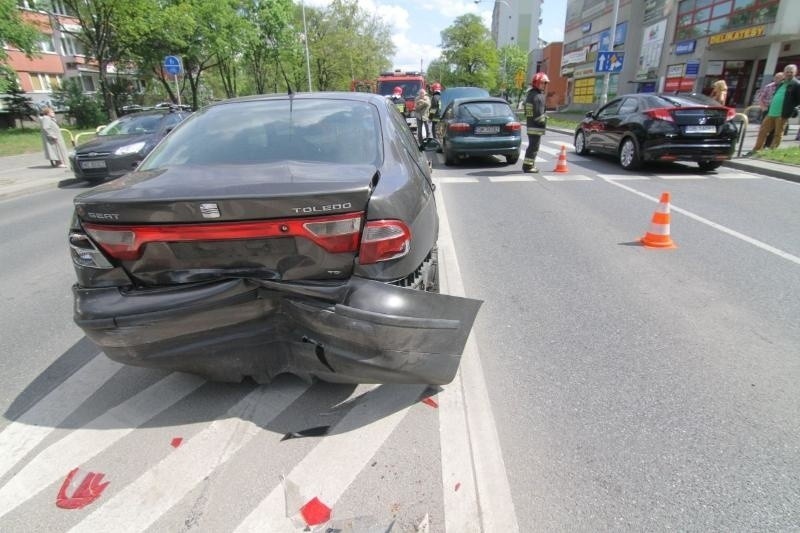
375 70 426 130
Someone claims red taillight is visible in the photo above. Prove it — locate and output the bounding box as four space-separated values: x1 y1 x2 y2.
359 220 411 265
503 121 521 132
646 108 675 122
83 212 364 261
448 122 471 133
725 107 736 120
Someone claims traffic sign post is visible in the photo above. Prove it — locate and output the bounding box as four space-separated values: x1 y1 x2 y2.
514 70 525 90
595 51 625 73
163 55 183 107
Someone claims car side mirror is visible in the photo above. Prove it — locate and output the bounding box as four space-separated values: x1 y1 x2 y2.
95 125 105 133
419 138 441 152
585 111 594 119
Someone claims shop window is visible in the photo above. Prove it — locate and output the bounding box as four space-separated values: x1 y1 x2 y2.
708 17 728 34
694 7 711 22
696 0 712 8
675 0 778 39
733 0 753 8
712 1 732 17
678 0 695 14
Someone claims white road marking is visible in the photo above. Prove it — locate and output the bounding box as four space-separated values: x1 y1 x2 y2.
600 174 651 181
602 178 800 266
488 176 536 182
436 177 480 183
0 373 205 519
70 382 309 533
715 172 762 179
542 174 593 181
435 186 519 532
0 356 122 480
656 174 707 180
234 384 425 532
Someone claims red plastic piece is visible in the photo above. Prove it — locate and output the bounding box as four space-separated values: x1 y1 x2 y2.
300 496 332 526
56 468 110 509
171 437 183 448
455 482 461 492
421 397 438 408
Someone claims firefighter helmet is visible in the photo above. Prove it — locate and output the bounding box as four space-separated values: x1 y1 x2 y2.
392 86 403 96
531 72 550 90
431 82 442 93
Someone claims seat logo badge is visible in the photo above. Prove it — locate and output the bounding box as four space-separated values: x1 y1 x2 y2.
88 152 98 157
200 203 221 218
698 117 707 125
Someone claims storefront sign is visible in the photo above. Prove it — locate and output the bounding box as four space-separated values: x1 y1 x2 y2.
637 19 667 79
582 22 592 33
664 78 695 92
706 60 724 76
667 64 685 78
685 60 700 78
708 25 766 45
561 66 575 76
675 40 696 55
562 48 588 66
574 64 596 78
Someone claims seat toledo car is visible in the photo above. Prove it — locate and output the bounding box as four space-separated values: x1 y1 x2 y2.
70 108 191 183
438 96 521 165
574 93 738 171
69 92 481 385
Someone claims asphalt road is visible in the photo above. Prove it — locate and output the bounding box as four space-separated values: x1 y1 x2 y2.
0 137 798 531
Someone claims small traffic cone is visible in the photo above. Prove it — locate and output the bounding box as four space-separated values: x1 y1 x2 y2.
641 192 677 249
554 144 569 173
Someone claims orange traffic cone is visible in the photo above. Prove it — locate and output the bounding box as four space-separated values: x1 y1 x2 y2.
554 144 569 173
641 192 677 249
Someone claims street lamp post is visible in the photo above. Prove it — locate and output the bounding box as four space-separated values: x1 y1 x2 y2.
301 0 312 92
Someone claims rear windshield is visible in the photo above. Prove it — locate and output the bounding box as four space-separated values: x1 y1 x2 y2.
140 99 382 168
100 114 163 135
653 94 721 107
457 102 514 120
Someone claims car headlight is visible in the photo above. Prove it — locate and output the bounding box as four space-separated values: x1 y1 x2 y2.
115 141 146 155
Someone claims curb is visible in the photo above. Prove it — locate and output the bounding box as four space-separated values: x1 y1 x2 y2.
722 160 800 184
0 180 61 201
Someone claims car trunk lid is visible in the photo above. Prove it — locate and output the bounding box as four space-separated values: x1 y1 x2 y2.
73 162 378 285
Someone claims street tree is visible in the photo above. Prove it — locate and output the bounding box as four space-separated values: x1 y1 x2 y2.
439 13 498 89
498 44 528 93
0 0 43 93
240 0 296 95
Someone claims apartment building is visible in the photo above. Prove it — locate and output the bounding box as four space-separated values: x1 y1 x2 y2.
561 0 800 109
489 0 546 79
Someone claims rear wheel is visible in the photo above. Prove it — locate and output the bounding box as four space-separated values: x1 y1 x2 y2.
574 131 590 155
506 152 519 165
443 140 457 166
698 161 722 172
619 138 642 170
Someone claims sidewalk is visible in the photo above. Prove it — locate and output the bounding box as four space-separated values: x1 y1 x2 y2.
0 152 83 200
1 124 799 200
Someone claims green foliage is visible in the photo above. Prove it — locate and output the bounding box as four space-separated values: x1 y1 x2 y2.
439 14 498 89
0 0 42 62
53 78 108 129
1 78 36 128
498 45 528 91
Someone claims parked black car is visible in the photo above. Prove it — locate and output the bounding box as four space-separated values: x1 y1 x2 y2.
438 96 522 165
69 92 481 385
574 93 738 171
69 108 191 183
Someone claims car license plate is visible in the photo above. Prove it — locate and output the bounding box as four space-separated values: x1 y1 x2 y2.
80 160 107 169
475 126 500 134
685 125 717 134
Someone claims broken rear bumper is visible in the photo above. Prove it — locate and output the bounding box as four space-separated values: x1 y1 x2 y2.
73 278 481 384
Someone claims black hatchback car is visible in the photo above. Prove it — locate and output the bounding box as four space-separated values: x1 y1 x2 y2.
70 108 191 183
68 92 481 385
574 93 738 171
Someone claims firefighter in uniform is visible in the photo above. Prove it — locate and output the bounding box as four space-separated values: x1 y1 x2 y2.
389 86 405 115
522 72 550 173
429 82 442 139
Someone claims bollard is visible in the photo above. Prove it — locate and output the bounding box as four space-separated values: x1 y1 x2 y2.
732 113 749 158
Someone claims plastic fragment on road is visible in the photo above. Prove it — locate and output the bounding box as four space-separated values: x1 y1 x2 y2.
170 437 183 448
281 425 330 441
55 467 110 509
300 496 332 526
454 482 461 491
420 397 438 408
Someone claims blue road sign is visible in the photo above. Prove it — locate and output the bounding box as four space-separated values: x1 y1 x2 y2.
685 59 700 78
595 51 624 73
163 55 182 75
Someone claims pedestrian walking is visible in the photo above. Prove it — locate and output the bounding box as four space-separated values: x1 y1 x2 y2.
752 64 800 152
522 72 549 173
429 82 442 140
39 107 70 168
756 72 784 122
710 79 728 106
414 89 431 143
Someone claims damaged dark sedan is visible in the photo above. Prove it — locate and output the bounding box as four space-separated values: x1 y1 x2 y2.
69 92 481 385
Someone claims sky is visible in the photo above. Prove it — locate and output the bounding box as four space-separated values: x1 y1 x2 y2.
303 0 567 72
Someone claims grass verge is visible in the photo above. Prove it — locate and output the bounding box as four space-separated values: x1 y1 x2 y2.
0 127 96 157
751 145 800 166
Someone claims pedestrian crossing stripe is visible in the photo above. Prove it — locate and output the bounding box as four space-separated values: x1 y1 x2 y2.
656 174 708 180
601 175 651 181
436 177 480 183
536 145 562 156
541 174 593 181
488 176 536 182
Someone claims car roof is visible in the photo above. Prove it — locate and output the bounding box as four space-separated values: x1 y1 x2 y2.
120 109 187 118
208 91 388 108
452 96 512 105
